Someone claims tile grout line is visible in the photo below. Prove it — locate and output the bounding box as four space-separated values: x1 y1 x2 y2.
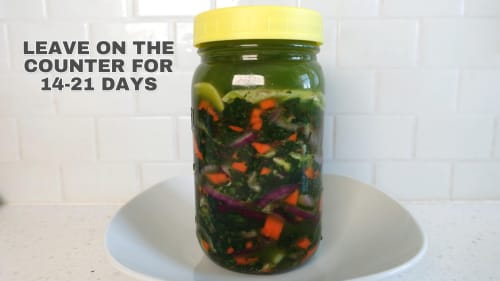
491 115 498 158
129 0 137 17
2 24 10 70
3 24 12 71
136 161 144 191
330 115 335 161
122 0 130 17
460 0 466 16
171 19 179 72
373 69 382 112
5 15 497 25
377 0 383 16
415 17 422 67
412 115 418 159
331 115 337 160
94 117 100 161
41 0 49 19
449 162 455 200
173 116 180 161
335 20 341 68
83 22 90 40
14 118 23 161
12 117 23 160
455 69 462 113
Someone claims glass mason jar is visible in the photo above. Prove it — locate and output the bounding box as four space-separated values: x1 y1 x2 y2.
192 6 324 274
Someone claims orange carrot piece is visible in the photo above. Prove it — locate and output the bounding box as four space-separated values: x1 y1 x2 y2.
232 162 248 173
305 167 316 179
259 99 277 110
260 214 284 240
284 189 299 206
226 247 234 254
251 108 263 119
260 167 272 176
193 138 203 160
250 108 263 130
198 100 208 110
198 100 219 122
296 237 312 249
245 241 253 249
201 240 210 252
206 172 229 185
228 125 244 132
302 245 318 262
287 132 298 141
251 142 272 154
234 256 258 265
251 120 263 131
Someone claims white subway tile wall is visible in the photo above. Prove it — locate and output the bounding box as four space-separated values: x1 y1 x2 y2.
0 0 45 19
8 23 87 72
464 0 500 16
46 0 127 19
326 70 375 113
176 116 193 162
0 162 61 202
378 70 458 113
460 70 500 113
0 0 499 203
97 117 174 161
416 115 494 159
0 24 9 71
382 0 464 17
175 22 198 72
318 19 337 70
301 0 379 18
453 162 500 200
89 22 170 42
421 19 500 67
56 92 136 115
337 20 418 67
19 118 96 161
336 116 414 159
375 162 451 200
322 115 334 160
135 0 210 16
61 162 140 202
141 162 193 188
0 118 19 161
323 161 373 183
137 73 192 115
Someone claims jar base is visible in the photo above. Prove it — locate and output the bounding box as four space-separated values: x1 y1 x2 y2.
198 243 320 275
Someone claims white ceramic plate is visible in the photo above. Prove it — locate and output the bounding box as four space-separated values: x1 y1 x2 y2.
106 175 426 281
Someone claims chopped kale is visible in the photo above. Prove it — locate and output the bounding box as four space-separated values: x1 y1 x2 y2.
194 87 323 273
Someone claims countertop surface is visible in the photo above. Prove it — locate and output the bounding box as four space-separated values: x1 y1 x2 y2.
1 202 499 281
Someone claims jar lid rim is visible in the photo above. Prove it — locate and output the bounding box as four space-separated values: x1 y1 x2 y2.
193 6 324 47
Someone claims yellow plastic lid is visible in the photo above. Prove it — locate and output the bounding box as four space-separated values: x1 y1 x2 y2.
193 6 323 47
